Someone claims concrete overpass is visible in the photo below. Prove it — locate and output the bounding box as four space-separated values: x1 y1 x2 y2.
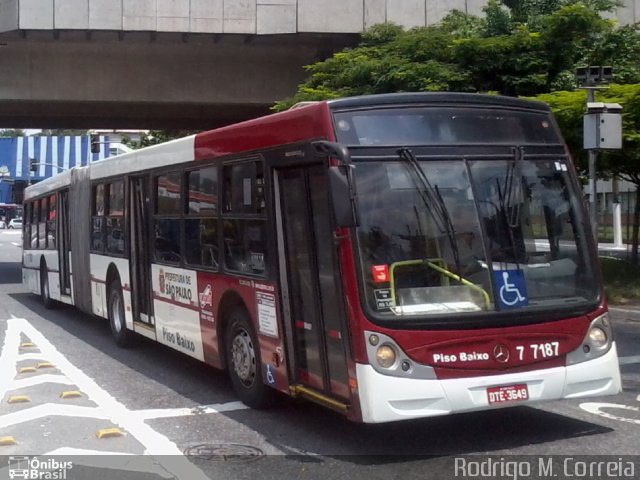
0 0 638 130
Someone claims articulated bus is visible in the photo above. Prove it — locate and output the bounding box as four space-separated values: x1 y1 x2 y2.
22 93 621 423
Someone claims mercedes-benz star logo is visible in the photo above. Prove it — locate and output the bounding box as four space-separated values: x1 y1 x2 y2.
493 344 510 363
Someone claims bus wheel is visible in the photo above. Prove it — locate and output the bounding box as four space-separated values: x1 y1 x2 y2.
108 279 131 348
225 308 275 409
40 262 53 309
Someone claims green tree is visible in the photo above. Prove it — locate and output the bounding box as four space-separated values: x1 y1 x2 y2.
274 1 622 110
536 84 640 261
123 130 199 149
38 129 89 136
0 129 26 137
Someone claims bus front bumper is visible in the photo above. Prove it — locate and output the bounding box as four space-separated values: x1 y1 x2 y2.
356 342 621 423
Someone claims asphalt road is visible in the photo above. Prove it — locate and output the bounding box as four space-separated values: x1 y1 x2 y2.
0 229 638 480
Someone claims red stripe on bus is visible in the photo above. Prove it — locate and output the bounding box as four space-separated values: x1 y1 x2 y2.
90 276 106 284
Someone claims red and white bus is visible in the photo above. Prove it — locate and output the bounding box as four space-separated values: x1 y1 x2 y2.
22 93 621 423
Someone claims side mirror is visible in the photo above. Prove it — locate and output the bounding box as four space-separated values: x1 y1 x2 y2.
328 165 359 228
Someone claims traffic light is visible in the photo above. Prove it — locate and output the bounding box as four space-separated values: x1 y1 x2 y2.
29 158 37 172
90 135 100 154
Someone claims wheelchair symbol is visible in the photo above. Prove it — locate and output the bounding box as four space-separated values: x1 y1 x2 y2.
266 364 275 384
499 271 526 306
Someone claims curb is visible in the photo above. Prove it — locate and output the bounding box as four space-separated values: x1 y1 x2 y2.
609 306 640 322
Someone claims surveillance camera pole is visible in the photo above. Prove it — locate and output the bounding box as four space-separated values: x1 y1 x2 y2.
576 65 614 241
578 65 622 246
586 87 598 239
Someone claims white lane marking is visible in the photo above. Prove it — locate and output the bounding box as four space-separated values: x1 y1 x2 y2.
12 374 75 389
136 401 248 420
11 242 21 247
0 404 112 428
580 402 640 425
16 353 53 362
619 355 640 365
0 401 249 429
0 318 210 480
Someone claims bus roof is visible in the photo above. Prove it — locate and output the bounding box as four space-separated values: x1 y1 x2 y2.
326 92 551 112
24 93 553 200
194 100 333 161
24 167 78 201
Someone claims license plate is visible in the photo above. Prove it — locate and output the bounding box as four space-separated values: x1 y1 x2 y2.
487 384 529 404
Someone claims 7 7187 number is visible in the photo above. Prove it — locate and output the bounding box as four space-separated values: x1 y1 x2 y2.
515 342 559 361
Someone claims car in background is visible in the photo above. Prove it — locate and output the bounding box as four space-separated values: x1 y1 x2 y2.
8 217 22 229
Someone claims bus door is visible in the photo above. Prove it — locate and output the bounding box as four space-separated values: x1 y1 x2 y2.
275 164 351 404
58 189 71 296
129 176 154 325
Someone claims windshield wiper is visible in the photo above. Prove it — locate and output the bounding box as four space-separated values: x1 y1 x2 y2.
398 147 461 274
496 146 525 264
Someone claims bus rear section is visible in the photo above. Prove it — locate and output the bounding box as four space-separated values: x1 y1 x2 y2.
324 93 621 422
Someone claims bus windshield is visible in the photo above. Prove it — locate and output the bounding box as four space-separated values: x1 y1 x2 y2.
355 157 597 319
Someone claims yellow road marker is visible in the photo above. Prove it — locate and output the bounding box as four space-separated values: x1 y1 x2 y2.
20 342 36 348
18 366 37 373
59 391 82 399
7 395 31 404
36 362 55 369
0 436 17 446
96 428 124 439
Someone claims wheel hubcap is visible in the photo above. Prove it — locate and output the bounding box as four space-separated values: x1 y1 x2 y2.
231 328 256 387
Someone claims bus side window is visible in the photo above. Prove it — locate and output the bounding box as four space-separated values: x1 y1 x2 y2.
91 184 105 252
153 172 182 264
222 160 267 275
185 166 218 269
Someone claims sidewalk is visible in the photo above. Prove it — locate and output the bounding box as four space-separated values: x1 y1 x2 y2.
598 242 630 259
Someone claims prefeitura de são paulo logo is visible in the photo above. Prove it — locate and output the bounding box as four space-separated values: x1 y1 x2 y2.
8 456 73 479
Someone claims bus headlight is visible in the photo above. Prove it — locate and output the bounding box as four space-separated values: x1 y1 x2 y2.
566 312 614 365
588 326 608 349
376 345 397 368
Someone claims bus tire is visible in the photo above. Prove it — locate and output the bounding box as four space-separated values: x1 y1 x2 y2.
224 308 275 409
108 279 131 348
40 262 54 309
